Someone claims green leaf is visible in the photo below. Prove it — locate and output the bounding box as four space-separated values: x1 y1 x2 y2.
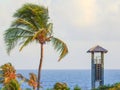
4 27 34 54
11 18 37 31
51 37 68 61
19 36 33 51
46 23 53 35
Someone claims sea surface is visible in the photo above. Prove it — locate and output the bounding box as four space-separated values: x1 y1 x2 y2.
16 70 120 90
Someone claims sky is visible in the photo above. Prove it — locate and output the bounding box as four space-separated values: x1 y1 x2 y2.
0 0 120 70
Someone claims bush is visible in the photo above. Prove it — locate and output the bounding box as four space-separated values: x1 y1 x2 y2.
93 83 120 90
53 82 70 90
74 85 81 90
92 85 112 90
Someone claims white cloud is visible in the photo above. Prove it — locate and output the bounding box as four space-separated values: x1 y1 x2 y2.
50 0 98 28
73 0 97 26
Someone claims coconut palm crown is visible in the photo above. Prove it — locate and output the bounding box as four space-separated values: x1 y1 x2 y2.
4 3 68 90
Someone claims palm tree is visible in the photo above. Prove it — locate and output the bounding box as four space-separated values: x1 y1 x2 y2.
4 3 68 90
17 73 38 90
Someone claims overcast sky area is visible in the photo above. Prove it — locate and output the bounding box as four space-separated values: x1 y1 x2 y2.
0 0 120 70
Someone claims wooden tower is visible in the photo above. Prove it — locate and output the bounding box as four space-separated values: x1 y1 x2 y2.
87 45 108 89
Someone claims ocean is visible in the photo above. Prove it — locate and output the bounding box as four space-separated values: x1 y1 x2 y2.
17 70 120 90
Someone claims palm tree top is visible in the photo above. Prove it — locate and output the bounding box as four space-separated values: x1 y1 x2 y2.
4 3 68 61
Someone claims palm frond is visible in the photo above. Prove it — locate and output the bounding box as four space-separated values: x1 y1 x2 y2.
51 37 68 61
13 3 49 29
46 23 53 36
19 36 33 51
11 18 37 31
29 73 37 82
28 73 38 89
32 29 43 40
13 3 44 18
4 28 34 54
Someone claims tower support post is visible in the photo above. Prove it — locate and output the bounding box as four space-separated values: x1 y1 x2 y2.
91 52 95 88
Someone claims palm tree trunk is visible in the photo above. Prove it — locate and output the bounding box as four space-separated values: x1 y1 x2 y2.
37 44 44 90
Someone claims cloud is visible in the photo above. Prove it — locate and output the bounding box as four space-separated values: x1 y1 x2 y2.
96 0 120 20
50 0 98 29
50 0 120 28
73 0 97 26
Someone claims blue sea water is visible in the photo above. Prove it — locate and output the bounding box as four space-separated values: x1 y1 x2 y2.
17 70 120 90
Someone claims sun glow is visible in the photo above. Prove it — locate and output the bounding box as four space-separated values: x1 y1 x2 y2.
73 0 97 26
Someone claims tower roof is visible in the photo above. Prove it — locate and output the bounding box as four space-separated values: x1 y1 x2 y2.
87 45 108 53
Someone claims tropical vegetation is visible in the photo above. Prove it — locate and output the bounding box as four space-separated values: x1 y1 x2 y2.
0 63 120 90
0 63 20 90
53 82 70 90
0 63 38 90
4 3 68 90
93 83 120 90
73 85 81 90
